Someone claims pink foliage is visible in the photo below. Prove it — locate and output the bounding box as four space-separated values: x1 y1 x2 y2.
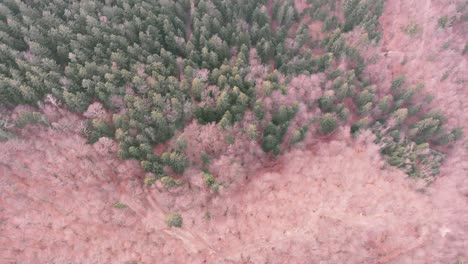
199 85 220 108
179 121 228 165
1 98 467 264
293 0 309 14
44 94 61 107
110 95 125 111
2 0 467 262
288 74 324 101
23 50 37 62
10 105 35 121
209 129 266 183
93 137 118 156
40 103 61 121
99 15 108 23
195 68 210 82
137 64 146 77
83 102 108 120
350 0 467 128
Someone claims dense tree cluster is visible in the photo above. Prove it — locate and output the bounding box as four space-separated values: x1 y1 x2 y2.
0 0 461 181
310 66 462 179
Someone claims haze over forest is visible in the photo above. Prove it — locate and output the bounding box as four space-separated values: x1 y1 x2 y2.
0 0 467 263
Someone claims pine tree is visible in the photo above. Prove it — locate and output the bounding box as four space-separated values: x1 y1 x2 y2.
295 23 310 48
262 134 279 153
253 100 265 120
191 78 204 101
318 90 336 112
319 113 337 135
392 108 408 125
246 124 258 141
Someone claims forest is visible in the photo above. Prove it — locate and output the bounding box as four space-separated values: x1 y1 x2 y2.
0 0 462 183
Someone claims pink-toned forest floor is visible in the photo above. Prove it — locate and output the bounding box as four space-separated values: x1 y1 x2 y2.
1 0 468 263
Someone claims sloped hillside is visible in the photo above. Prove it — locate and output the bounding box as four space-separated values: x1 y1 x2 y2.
1 0 467 263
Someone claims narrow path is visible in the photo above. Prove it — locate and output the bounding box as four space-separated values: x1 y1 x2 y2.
123 186 216 256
